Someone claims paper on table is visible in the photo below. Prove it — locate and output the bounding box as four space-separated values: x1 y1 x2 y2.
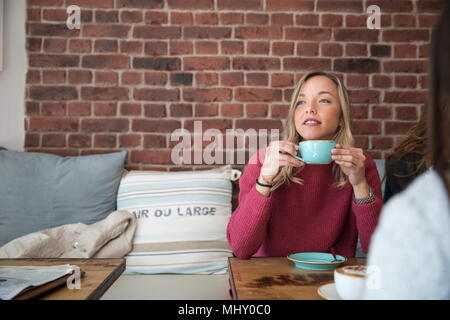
0 264 74 300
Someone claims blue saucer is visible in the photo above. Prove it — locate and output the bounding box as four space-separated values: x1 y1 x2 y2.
287 252 346 271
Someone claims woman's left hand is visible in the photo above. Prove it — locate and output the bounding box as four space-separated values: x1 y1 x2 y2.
331 144 367 186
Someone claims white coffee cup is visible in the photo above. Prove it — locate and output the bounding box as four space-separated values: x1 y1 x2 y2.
334 265 367 300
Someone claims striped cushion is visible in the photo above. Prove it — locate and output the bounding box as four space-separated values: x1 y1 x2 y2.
117 165 238 274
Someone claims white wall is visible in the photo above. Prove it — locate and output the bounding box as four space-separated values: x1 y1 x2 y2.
0 0 26 151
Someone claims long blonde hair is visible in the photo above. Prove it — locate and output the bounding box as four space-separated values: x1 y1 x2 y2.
271 71 354 191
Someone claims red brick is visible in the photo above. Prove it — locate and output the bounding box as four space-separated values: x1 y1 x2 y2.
184 57 229 71
81 87 129 100
395 75 417 88
221 73 244 86
383 30 429 42
82 24 130 37
272 74 294 87
122 72 142 85
119 134 141 148
184 27 232 39
134 57 180 70
220 104 243 117
284 58 331 71
236 27 282 39
345 44 367 56
394 44 416 58
68 70 92 84
69 134 91 148
371 137 394 150
69 39 92 53
66 0 113 8
42 134 66 147
94 39 118 53
396 106 418 120
29 23 79 37
246 104 268 117
184 119 232 132
183 88 232 102
372 75 391 88
170 41 193 55
195 73 218 86
321 14 343 27
271 104 290 118
346 74 368 88
132 119 181 133
167 0 213 10
133 26 181 39
219 13 244 25
352 120 381 135
297 43 319 56
29 117 79 132
170 104 192 117
266 0 314 11
334 59 380 73
195 104 218 117
316 0 363 12
383 61 427 73
27 38 42 52
372 106 393 119
42 70 66 84
235 88 282 102
43 38 66 53
351 105 368 119
271 13 294 25
296 14 319 26
384 91 427 104
170 12 193 25
334 29 378 42
217 0 262 10
94 102 117 116
385 121 416 135
134 88 179 101
247 41 270 54
29 54 79 68
116 0 163 9
120 41 142 54
221 41 244 54
321 43 343 57
30 86 78 100
24 133 40 148
195 12 218 25
82 55 129 69
95 71 118 84
233 57 279 70
272 42 294 56
348 90 380 103
41 102 66 116
120 10 143 23
93 134 116 148
120 103 141 116
144 11 168 25
144 135 167 148
195 41 218 54
144 104 167 117
246 73 268 86
131 150 173 165
144 41 168 56
27 8 41 21
81 119 129 132
144 72 167 86
68 102 91 116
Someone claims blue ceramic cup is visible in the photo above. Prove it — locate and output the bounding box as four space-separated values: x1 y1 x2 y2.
293 140 336 164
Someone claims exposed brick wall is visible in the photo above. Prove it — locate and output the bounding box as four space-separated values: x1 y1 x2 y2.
24 0 446 171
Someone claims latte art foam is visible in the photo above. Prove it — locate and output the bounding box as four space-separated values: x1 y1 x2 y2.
342 265 367 277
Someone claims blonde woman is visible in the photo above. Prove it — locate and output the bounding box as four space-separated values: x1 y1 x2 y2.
227 71 383 259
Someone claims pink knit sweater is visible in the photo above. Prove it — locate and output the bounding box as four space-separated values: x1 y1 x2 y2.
227 149 383 259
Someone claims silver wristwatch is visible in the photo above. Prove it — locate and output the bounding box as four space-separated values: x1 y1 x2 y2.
354 187 376 204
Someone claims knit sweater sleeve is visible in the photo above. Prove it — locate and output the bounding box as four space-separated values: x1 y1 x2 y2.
351 154 384 254
226 149 274 259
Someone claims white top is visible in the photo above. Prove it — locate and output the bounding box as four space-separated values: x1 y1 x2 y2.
364 170 450 300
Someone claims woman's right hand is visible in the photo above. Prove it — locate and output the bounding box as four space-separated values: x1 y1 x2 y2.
259 141 305 185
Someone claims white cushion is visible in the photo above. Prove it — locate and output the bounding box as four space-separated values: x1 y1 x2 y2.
117 165 240 274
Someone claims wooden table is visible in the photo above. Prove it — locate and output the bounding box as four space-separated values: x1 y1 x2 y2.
0 258 125 300
228 257 366 300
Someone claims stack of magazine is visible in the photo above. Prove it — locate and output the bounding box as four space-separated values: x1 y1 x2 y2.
0 264 75 300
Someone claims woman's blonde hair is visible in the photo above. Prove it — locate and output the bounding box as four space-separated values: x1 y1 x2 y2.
270 71 354 191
